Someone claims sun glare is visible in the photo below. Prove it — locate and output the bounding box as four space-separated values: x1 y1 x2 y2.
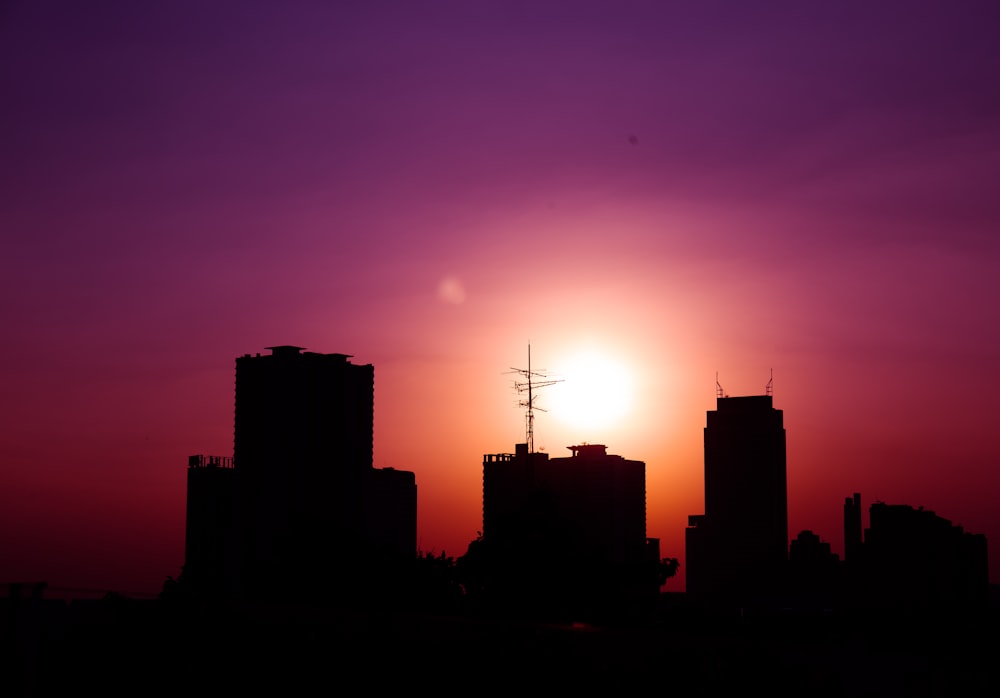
549 351 634 432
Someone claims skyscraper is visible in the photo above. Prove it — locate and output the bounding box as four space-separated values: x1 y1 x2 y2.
686 394 788 607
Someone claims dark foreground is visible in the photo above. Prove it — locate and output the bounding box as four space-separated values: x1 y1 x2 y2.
5 596 998 697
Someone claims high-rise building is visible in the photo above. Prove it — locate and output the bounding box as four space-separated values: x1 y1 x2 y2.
185 345 416 600
686 394 788 607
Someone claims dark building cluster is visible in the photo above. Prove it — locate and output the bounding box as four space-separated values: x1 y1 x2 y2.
177 349 989 618
842 495 990 612
181 346 676 619
4 351 998 696
684 393 990 615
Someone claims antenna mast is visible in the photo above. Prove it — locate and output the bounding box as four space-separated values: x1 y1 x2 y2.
509 345 562 453
766 368 774 396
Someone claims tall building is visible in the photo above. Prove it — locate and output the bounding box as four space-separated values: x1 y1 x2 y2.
233 346 376 592
686 394 788 608
185 345 416 600
480 442 659 619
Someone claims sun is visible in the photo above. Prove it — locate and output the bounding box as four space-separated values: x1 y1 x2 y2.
548 350 634 432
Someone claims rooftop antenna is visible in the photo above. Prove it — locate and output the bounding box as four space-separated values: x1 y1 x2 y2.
716 371 726 398
766 368 774 396
509 344 562 453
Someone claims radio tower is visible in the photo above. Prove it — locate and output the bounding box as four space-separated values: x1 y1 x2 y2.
509 345 562 454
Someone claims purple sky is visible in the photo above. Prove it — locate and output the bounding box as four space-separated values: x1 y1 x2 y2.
2 1 999 594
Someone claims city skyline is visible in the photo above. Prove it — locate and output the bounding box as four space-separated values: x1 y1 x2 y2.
2 340 993 597
2 1 999 595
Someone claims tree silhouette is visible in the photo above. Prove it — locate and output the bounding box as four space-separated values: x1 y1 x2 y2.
658 557 680 586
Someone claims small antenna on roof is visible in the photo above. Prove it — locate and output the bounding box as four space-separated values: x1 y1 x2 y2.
766 368 773 396
716 371 725 398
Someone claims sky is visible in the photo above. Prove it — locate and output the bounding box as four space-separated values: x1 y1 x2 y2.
2 0 999 595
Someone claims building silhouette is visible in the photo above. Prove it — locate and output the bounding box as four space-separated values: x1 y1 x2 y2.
685 394 788 609
843 493 989 612
184 346 416 601
479 442 659 619
843 491 863 567
183 455 233 596
786 529 841 611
